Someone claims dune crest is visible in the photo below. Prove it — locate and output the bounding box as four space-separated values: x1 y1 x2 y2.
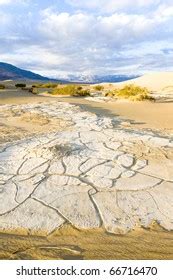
110 72 173 92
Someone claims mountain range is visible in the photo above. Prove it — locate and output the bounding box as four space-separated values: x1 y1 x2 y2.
0 62 138 83
0 62 55 81
59 73 139 83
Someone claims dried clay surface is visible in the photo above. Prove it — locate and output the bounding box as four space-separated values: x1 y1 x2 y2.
0 101 173 235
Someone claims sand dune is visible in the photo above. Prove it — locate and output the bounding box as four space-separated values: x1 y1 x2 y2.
110 72 173 92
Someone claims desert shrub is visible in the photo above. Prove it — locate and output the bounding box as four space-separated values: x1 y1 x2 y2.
32 87 39 94
94 85 104 91
42 83 58 88
105 90 115 97
76 86 83 91
0 84 5 89
116 85 149 98
107 84 154 101
15 83 26 88
32 83 58 88
28 87 39 94
74 88 90 96
52 85 90 97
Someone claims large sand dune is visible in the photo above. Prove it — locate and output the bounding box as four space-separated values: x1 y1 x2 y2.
112 72 173 92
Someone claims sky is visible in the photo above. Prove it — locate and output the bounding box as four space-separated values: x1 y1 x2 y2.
0 0 173 78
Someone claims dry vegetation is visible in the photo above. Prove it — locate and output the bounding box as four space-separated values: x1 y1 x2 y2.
93 85 104 91
15 83 26 88
0 84 5 89
106 84 154 101
51 85 90 97
32 82 59 88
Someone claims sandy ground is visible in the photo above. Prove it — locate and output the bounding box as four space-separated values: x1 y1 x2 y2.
0 90 73 144
1 224 173 260
62 98 173 134
0 90 173 260
0 107 72 144
1 90 173 134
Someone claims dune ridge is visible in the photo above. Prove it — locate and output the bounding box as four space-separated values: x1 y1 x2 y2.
108 72 173 92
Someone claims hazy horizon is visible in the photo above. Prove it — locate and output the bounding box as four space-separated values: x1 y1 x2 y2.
0 0 173 78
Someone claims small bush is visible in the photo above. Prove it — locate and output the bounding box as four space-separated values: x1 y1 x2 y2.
74 88 90 97
15 83 26 88
0 84 5 89
29 87 38 94
42 83 58 88
94 85 104 91
76 86 83 91
32 88 39 94
106 84 154 101
32 83 58 88
105 90 114 97
52 85 90 97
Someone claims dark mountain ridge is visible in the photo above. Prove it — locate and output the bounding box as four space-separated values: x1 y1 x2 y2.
0 62 139 83
0 62 53 81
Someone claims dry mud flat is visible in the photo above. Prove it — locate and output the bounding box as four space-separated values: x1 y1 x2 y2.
0 104 72 144
0 101 173 259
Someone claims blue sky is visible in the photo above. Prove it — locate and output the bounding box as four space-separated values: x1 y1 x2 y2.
0 0 173 78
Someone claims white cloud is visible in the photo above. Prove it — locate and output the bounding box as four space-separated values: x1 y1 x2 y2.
0 0 12 4
39 9 167 48
40 10 94 41
0 12 11 25
155 4 173 18
31 7 172 75
66 0 160 13
0 45 69 68
0 0 29 5
1 1 173 76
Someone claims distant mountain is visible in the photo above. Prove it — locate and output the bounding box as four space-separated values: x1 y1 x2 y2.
0 62 139 83
92 74 139 83
57 73 139 83
0 62 53 81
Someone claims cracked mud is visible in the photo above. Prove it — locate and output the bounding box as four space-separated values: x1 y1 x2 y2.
0 101 173 235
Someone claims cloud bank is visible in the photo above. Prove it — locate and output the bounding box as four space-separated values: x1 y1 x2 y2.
0 0 173 77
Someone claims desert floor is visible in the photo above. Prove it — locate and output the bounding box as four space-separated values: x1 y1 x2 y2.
1 90 173 132
0 90 173 260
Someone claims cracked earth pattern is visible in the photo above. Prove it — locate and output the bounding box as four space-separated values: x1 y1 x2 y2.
0 101 173 235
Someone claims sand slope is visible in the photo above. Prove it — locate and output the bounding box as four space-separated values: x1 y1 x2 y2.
111 72 173 92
